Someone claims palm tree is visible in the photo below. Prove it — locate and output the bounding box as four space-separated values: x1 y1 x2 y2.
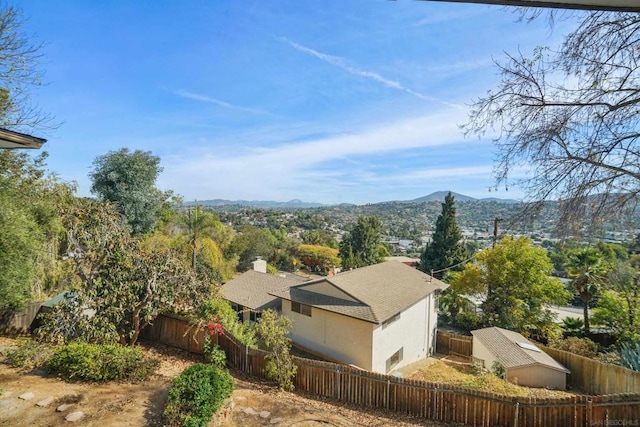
566 248 608 333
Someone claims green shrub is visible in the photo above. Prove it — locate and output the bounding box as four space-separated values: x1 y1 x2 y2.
491 360 506 379
3 338 53 369
46 342 159 382
550 336 598 358
617 340 640 372
164 363 234 427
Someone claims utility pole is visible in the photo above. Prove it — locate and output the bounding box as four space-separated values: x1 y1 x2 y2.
492 217 502 248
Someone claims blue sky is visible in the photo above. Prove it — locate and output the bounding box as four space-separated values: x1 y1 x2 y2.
18 1 575 204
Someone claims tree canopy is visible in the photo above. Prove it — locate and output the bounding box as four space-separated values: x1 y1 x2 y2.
418 192 467 279
464 11 640 224
339 215 389 269
90 148 165 235
450 236 570 340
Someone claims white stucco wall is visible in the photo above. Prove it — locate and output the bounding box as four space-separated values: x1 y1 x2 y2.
283 300 374 370
371 295 433 373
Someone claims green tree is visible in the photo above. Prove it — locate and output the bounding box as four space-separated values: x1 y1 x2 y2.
450 236 569 340
89 148 165 234
0 151 73 312
297 244 340 275
464 11 640 225
39 199 212 345
227 225 276 272
418 192 467 279
255 309 297 391
566 248 609 333
592 261 640 343
339 215 388 269
300 229 338 249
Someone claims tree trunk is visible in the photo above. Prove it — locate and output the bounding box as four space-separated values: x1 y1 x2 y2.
581 292 591 333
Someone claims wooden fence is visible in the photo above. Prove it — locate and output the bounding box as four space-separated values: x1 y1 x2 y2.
0 301 43 335
542 346 640 395
436 330 473 359
142 314 640 427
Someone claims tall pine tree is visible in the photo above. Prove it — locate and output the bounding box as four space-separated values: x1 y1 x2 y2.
418 192 466 279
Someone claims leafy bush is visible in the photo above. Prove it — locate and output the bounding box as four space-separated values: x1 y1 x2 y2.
3 338 53 369
491 361 506 379
550 336 598 358
164 363 234 427
46 342 159 381
204 343 226 370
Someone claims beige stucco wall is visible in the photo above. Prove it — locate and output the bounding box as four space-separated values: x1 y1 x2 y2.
283 300 374 370
472 336 496 370
371 295 433 374
508 366 566 390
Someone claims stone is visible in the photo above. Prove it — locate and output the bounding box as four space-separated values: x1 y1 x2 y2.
57 403 74 412
243 407 256 415
259 411 271 418
65 411 84 422
270 417 283 424
36 396 55 407
19 392 34 400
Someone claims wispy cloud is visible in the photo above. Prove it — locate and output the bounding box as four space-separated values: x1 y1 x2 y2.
283 39 460 108
173 89 270 115
159 106 488 203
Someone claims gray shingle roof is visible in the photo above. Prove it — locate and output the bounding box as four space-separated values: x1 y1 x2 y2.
472 327 570 373
222 270 306 311
271 261 448 323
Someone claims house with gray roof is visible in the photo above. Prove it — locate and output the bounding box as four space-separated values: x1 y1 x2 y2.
270 261 448 374
471 326 570 389
222 258 307 322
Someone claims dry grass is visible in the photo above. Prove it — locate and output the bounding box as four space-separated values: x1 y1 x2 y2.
410 360 576 398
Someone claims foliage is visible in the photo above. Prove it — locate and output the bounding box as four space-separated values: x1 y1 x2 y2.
0 5 54 130
561 317 584 337
339 215 388 269
464 11 640 225
297 244 340 274
550 337 598 358
617 341 640 372
227 225 276 272
491 361 506 380
37 198 212 346
300 228 338 249
566 248 609 333
3 338 53 369
0 151 73 312
255 309 297 391
193 298 256 348
418 192 467 279
450 237 570 340
163 363 234 427
592 261 640 344
90 148 166 234
46 342 159 382
205 344 227 370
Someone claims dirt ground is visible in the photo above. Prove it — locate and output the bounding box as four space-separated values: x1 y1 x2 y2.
0 338 448 427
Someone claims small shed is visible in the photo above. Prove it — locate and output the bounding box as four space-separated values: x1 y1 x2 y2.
471 326 570 389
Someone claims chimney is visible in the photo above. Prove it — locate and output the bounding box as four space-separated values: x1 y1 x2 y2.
252 256 267 273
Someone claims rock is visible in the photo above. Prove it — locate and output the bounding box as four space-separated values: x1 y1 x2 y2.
57 403 74 412
65 411 84 422
270 417 282 424
36 396 55 407
19 392 34 400
259 411 271 418
243 407 256 415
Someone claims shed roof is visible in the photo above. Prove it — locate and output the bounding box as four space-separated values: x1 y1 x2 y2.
472 327 570 373
0 128 46 149
271 261 447 323
222 270 306 311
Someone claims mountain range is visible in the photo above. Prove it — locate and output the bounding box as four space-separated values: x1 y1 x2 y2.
188 191 521 209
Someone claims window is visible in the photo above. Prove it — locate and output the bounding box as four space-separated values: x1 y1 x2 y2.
386 347 403 373
291 301 312 317
231 303 243 322
249 311 262 322
382 313 400 329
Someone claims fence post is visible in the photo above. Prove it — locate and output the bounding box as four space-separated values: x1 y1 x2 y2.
587 398 592 427
336 370 341 400
386 380 391 410
513 401 519 427
433 386 438 420
245 344 249 373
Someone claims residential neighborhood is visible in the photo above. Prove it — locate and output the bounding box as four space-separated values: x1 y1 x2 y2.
2 1 640 427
